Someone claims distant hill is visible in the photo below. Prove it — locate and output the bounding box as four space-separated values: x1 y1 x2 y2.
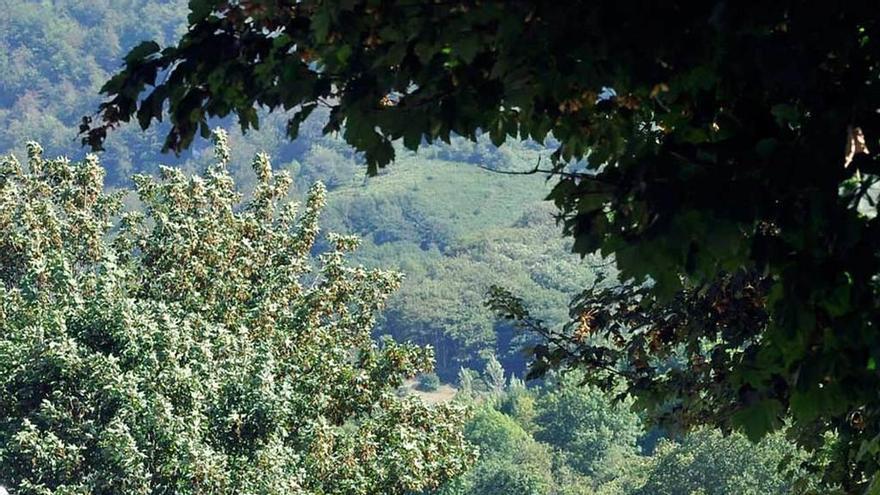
322 158 608 378
0 0 605 380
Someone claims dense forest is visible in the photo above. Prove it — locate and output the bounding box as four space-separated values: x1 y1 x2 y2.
2 1 879 494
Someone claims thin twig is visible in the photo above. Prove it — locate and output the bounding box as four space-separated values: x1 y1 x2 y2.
475 162 610 184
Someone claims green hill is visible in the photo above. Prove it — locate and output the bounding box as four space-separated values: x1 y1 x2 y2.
321 157 607 378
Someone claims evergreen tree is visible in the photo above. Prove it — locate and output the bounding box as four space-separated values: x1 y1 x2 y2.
483 355 506 396
457 367 478 399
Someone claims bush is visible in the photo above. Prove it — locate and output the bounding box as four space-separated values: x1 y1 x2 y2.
417 372 442 392
0 132 474 494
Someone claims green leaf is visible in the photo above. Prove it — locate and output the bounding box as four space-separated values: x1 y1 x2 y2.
755 138 778 158
336 45 353 64
366 139 395 175
790 389 820 422
732 399 783 441
770 104 801 129
455 37 480 63
188 0 215 24
286 103 317 141
312 9 331 42
124 41 160 64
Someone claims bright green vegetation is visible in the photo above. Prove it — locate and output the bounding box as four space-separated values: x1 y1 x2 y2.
442 366 814 495
0 132 473 493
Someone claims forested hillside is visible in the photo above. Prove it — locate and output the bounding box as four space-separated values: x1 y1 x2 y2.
0 0 189 182
321 158 607 378
0 0 601 380
0 1 842 494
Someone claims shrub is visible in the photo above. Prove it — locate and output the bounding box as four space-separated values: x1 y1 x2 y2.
417 372 442 392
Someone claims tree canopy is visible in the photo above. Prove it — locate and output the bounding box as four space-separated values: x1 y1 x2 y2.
439 366 813 495
87 1 880 490
0 130 473 494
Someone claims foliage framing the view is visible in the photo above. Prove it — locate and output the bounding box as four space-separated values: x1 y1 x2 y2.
0 130 473 494
86 2 880 490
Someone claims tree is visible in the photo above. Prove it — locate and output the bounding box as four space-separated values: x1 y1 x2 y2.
482 355 506 396
635 429 810 495
457 367 479 399
319 159 599 380
88 1 880 489
0 130 473 494
442 370 814 495
0 0 191 185
498 377 537 433
533 373 642 482
440 407 554 495
417 372 441 392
